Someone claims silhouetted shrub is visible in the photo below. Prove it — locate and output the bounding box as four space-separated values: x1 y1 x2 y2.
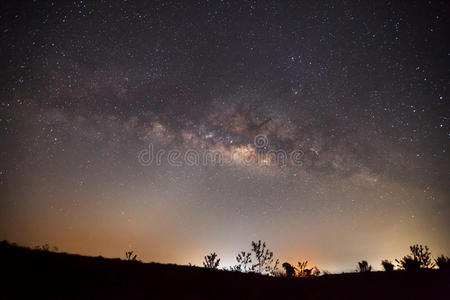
125 251 137 261
298 261 310 277
232 241 278 275
297 260 308 276
272 270 285 277
250 240 279 275
435 255 450 271
311 266 321 276
282 262 296 277
410 244 434 269
294 260 320 277
381 259 394 272
34 244 56 252
356 260 372 272
203 252 220 269
232 251 252 272
396 244 434 271
396 256 421 271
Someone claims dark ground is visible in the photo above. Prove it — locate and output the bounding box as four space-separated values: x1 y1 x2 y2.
0 241 449 299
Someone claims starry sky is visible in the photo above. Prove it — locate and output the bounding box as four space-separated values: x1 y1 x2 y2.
0 0 449 272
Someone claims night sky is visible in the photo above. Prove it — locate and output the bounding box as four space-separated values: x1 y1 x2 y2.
0 1 449 272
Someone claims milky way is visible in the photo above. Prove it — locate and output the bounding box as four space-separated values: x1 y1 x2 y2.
0 1 448 272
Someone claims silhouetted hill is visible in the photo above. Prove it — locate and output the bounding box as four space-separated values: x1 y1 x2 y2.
1 241 449 299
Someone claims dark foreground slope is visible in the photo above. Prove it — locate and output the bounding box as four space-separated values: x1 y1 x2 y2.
1 242 449 299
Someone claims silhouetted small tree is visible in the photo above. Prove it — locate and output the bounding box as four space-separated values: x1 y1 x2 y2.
381 259 394 272
203 252 220 269
435 255 450 271
282 262 296 277
396 244 434 270
356 260 372 272
125 251 137 261
250 240 279 275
